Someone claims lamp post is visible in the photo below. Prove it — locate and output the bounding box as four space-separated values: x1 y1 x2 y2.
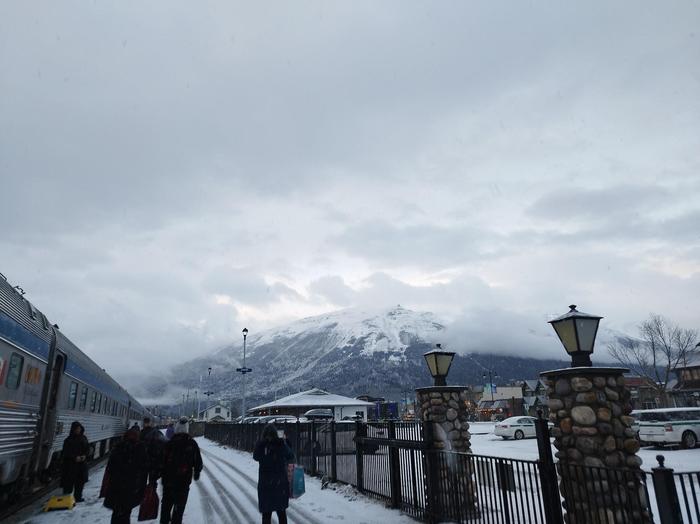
482 369 499 402
236 328 252 418
548 304 603 367
423 343 456 386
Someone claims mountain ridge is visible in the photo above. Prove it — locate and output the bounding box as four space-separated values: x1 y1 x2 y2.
140 305 624 410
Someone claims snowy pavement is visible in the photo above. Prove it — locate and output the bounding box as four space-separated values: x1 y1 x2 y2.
7 437 416 524
8 427 700 524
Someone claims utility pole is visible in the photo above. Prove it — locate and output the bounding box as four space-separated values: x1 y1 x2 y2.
197 375 202 420
203 367 214 420
236 328 252 418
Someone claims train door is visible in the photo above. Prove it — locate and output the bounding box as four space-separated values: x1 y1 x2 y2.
37 352 65 474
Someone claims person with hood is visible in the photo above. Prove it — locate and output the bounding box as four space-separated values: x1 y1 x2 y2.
165 422 175 441
253 424 294 524
60 421 90 502
160 417 202 524
104 427 148 524
140 417 166 486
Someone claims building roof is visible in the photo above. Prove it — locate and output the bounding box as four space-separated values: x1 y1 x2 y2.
199 402 230 416
251 388 375 411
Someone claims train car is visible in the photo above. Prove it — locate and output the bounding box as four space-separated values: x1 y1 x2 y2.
0 273 147 498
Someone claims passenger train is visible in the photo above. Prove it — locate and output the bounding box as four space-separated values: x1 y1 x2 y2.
0 272 150 499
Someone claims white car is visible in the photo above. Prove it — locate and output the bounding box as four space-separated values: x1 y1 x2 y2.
494 416 538 440
638 407 700 448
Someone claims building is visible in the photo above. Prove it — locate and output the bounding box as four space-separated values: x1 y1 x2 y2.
522 379 549 417
249 388 375 421
199 402 233 422
667 352 700 407
477 386 524 421
625 375 660 410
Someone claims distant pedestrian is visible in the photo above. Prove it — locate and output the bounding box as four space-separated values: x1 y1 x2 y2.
60 421 89 503
140 417 166 485
104 427 148 524
160 417 202 524
253 424 294 524
165 422 175 440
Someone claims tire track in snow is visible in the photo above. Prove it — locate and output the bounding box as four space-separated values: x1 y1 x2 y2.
202 458 259 522
193 474 226 524
201 449 326 524
199 463 249 523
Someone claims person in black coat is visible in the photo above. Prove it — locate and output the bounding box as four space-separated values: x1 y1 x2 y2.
253 424 294 524
104 427 148 524
159 417 202 524
60 421 90 502
140 417 166 486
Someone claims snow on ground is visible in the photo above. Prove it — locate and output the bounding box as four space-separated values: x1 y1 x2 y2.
8 437 416 524
468 422 700 472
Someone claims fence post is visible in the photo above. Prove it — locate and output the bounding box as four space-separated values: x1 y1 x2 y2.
652 455 683 524
330 420 337 483
355 421 365 493
535 409 564 524
422 420 441 524
311 420 318 476
388 420 401 509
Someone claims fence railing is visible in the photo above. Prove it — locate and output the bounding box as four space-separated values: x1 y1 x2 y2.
204 420 700 524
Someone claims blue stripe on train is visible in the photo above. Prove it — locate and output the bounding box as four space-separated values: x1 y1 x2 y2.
0 310 50 361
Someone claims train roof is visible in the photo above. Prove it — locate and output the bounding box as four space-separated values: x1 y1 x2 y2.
1 272 142 410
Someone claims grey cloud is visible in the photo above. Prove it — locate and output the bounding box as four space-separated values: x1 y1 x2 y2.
202 267 301 305
1 1 699 384
332 222 508 268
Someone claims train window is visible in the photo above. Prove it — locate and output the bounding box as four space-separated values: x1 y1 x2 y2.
90 391 97 412
96 393 102 413
6 353 24 389
68 382 78 409
79 386 88 410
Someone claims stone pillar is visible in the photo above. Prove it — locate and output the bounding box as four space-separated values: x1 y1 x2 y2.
542 367 652 524
416 386 477 519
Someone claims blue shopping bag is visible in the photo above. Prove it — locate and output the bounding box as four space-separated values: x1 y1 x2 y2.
291 465 305 499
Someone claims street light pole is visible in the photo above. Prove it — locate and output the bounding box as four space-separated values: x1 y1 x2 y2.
482 369 498 402
237 328 251 418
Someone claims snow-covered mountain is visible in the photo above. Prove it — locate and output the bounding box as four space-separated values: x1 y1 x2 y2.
144 305 626 410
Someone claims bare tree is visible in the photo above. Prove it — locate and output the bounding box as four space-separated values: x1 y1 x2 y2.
607 314 698 407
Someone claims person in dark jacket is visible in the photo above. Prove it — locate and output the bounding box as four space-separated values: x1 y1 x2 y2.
160 417 202 524
104 427 148 524
253 424 294 524
60 421 90 502
140 417 166 485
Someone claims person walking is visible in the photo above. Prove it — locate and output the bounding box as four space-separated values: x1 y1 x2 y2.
140 417 166 486
253 424 294 524
104 427 148 524
160 417 202 524
60 421 89 503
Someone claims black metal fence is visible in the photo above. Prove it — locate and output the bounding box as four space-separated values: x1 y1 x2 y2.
204 420 700 524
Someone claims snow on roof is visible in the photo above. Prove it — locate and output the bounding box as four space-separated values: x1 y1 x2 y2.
251 388 375 411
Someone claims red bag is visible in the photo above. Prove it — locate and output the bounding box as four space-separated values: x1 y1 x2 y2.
138 484 160 521
99 469 110 499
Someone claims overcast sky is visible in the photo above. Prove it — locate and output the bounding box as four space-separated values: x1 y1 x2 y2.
1 2 698 387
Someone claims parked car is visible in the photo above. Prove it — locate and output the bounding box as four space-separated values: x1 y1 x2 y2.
304 408 334 420
495 416 536 440
637 407 700 449
494 416 548 440
630 410 641 437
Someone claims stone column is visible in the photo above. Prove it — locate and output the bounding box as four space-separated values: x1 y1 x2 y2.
542 367 652 524
416 386 477 519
